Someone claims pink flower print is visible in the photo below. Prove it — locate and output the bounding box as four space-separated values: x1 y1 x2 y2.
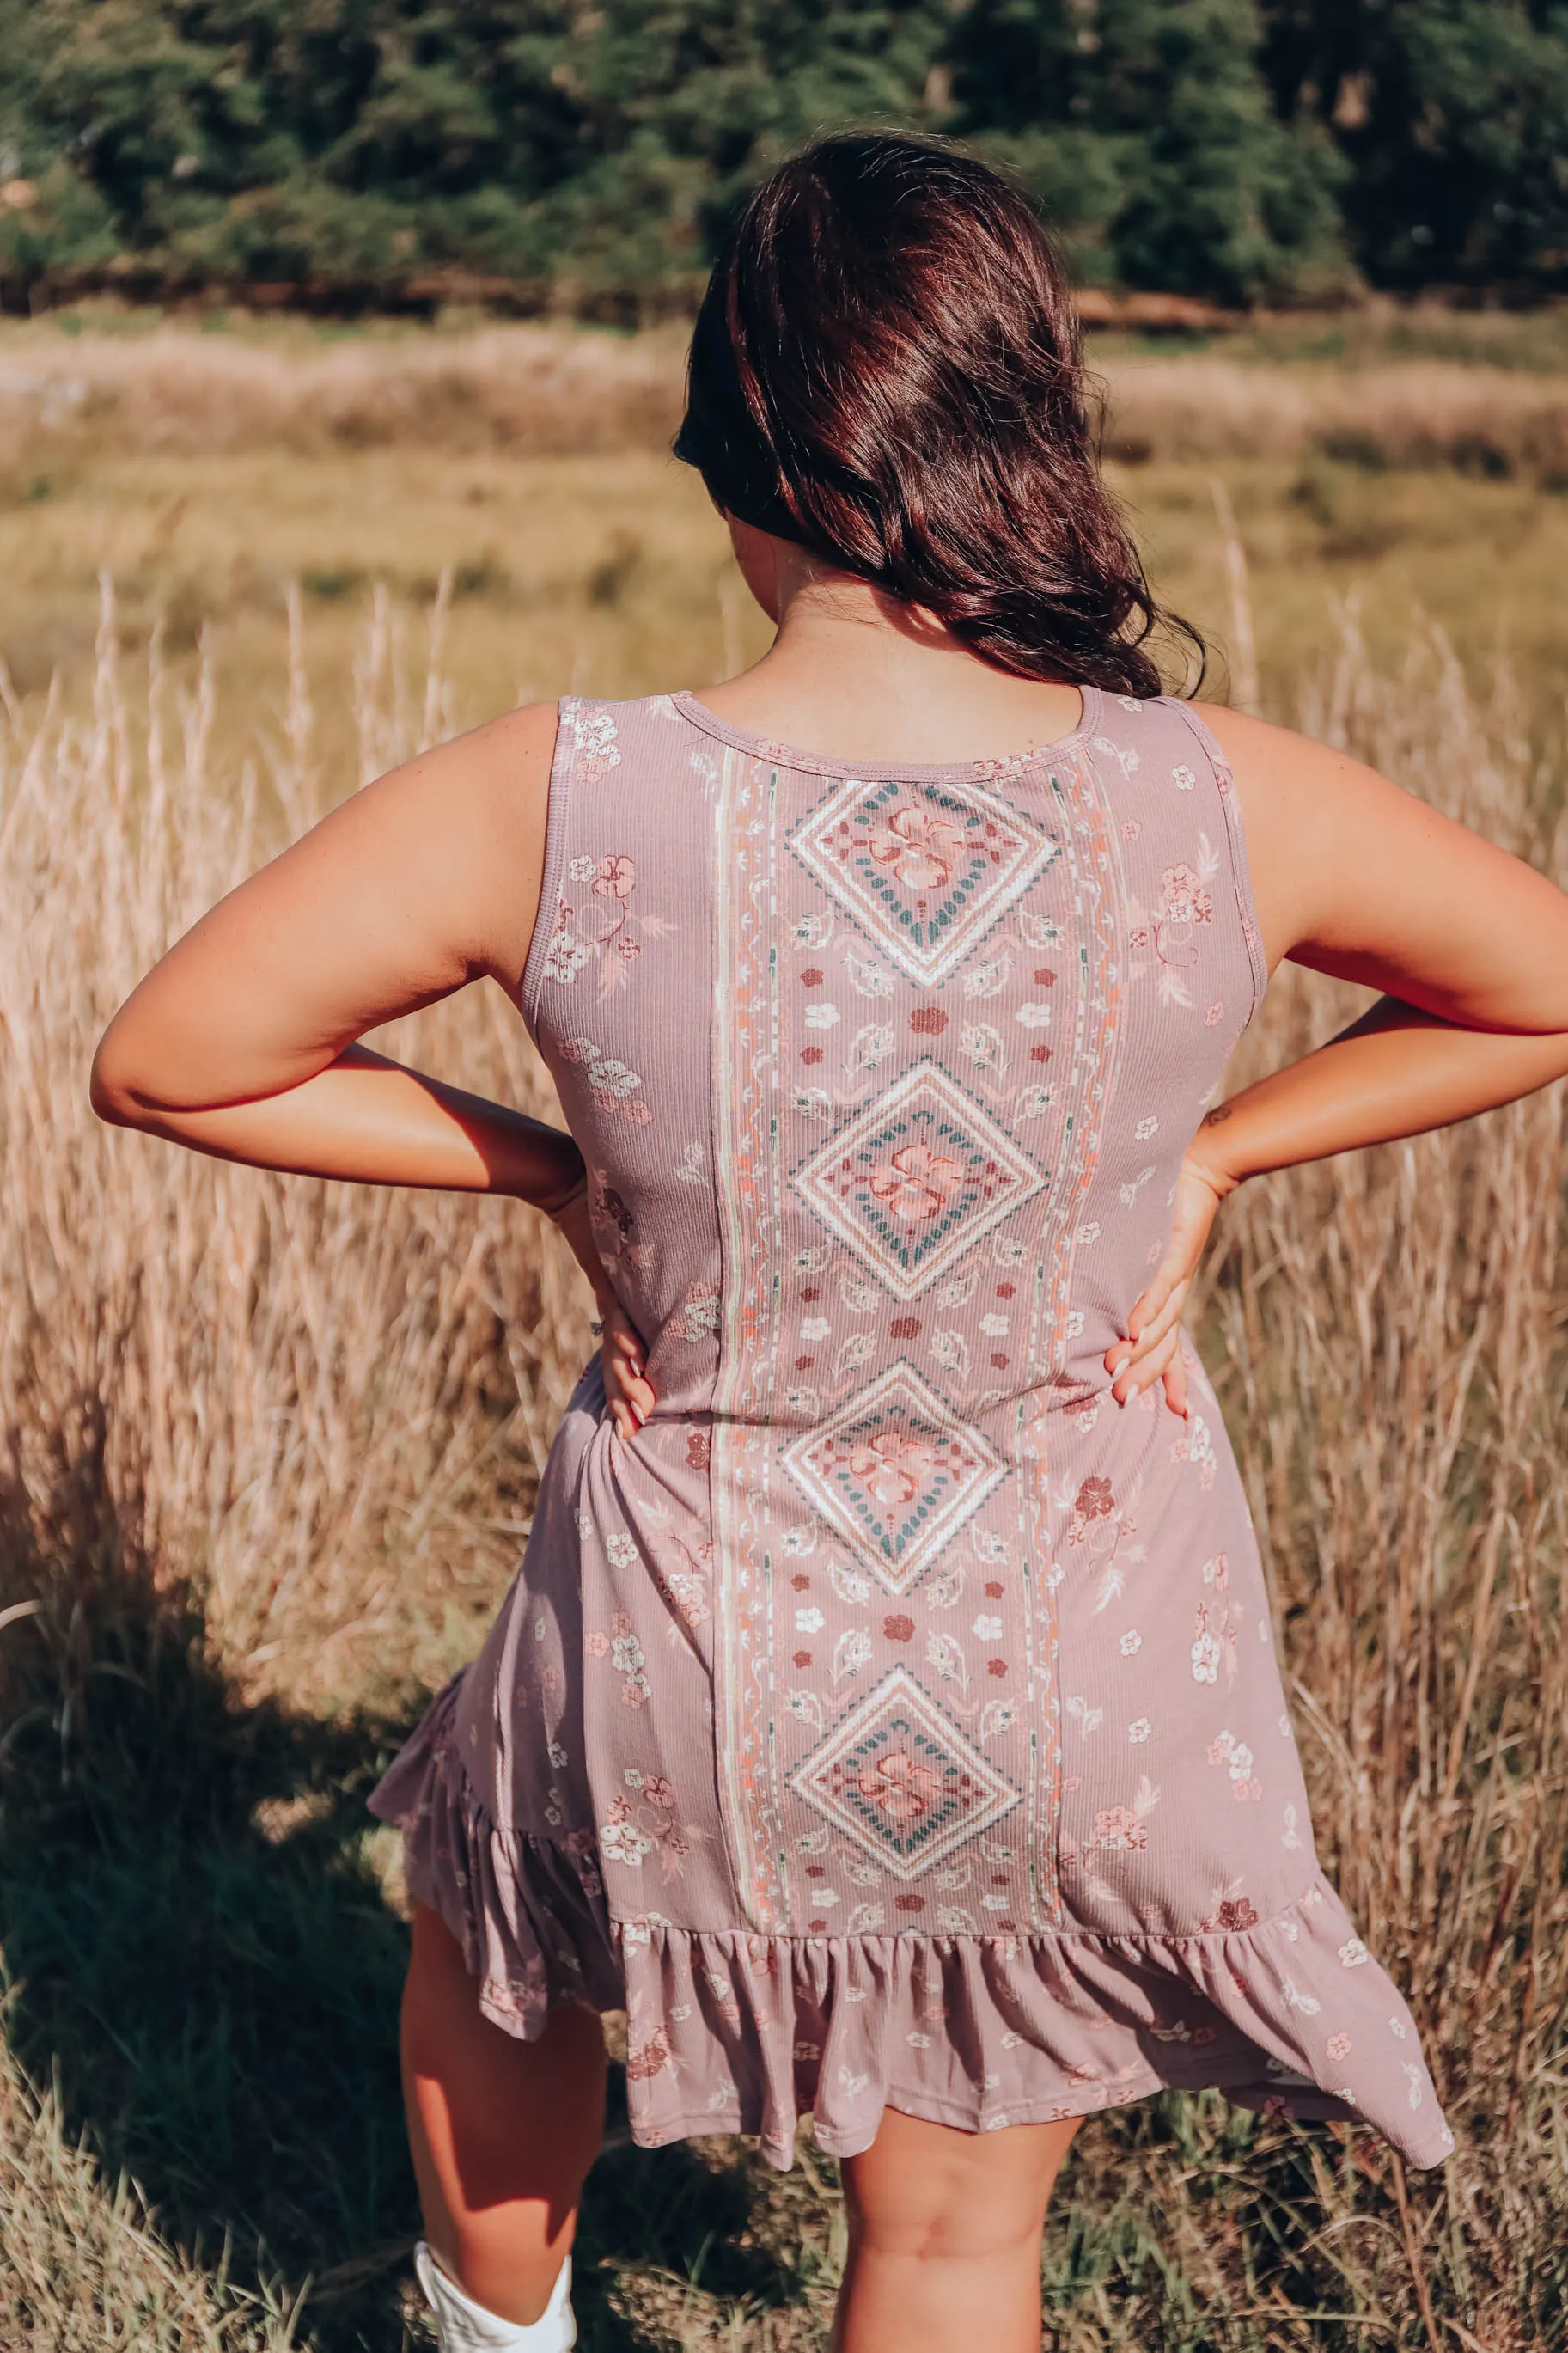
643 1775 676 1809
1160 863 1214 925
849 1428 937 1508
858 1745 944 1824
1213 1898 1259 1932
586 1631 609 1658
625 2026 673 2081
1089 1805 1147 1855
591 853 637 899
867 804 964 891
1327 2032 1352 2061
1073 1476 1115 1521
867 1141 967 1224
1205 999 1225 1025
612 1611 632 1637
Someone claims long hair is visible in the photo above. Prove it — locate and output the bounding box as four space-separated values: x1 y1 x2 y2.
674 132 1203 698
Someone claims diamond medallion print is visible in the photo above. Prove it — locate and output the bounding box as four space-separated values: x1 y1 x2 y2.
788 1666 1021 1882
793 1060 1045 1300
787 772 1059 985
781 1359 1007 1595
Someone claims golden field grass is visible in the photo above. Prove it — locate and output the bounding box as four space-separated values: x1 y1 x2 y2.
1 322 1566 2350
3 315 1568 739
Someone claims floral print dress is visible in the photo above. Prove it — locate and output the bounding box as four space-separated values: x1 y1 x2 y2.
370 688 1453 2171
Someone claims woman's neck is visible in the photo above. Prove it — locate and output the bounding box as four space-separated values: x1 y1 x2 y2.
695 547 1089 767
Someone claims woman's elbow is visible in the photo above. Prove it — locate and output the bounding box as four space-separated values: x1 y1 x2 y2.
89 1022 151 1128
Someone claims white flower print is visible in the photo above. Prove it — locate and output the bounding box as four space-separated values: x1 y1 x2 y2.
847 1022 895 1073
623 1767 644 1788
1134 1115 1159 1140
926 1630 967 1686
792 1087 833 1119
804 1001 841 1030
1120 1629 1142 1657
1192 1631 1221 1684
793 913 833 947
1339 1938 1370 1969
796 1606 825 1634
610 1633 644 1675
1015 1085 1054 1115
800 1316 830 1342
785 1385 821 1415
566 706 620 779
979 1312 1009 1336
972 1614 1004 1641
1128 1718 1152 1743
1171 763 1197 791
601 1819 650 1866
844 953 895 998
979 1699 1017 1740
961 1022 1005 1067
1015 1002 1052 1028
906 2031 932 2049
567 855 598 880
606 1532 638 1568
962 954 1013 998
544 928 591 985
832 1629 872 1683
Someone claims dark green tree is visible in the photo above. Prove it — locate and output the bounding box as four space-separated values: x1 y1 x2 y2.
950 0 1349 301
1260 0 1568 291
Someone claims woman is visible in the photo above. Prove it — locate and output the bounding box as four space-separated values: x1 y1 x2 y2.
92 136 1568 2353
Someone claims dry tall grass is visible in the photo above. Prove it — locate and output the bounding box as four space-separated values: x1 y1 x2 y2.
5 322 1568 486
0 579 592 1707
0 589 1564 2348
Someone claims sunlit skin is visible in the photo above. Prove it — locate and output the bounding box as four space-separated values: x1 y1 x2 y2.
92 516 1568 2349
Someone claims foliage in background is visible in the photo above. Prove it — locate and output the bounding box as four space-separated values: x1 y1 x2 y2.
1 0 1566 312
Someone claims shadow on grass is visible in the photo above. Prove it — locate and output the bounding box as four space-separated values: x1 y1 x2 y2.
0 1449 809 2351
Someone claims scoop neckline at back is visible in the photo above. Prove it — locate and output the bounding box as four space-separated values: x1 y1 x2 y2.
669 686 1102 780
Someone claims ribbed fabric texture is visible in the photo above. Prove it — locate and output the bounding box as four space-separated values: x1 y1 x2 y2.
372 688 1453 2171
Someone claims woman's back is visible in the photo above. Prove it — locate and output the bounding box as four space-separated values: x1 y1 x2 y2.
368 682 1450 2171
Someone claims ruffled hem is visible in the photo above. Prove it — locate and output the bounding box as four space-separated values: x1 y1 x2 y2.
614 1891 1454 2172
368 1675 624 2034
369 1692 1452 2175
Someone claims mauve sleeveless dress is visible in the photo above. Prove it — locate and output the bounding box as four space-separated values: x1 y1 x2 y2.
370 688 1453 2170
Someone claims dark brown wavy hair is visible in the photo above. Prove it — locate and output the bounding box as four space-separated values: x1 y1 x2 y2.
674 132 1202 699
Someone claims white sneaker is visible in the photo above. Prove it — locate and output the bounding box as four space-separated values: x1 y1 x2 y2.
414 2240 577 2351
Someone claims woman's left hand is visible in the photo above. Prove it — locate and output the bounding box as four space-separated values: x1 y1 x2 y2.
1104 1139 1236 1415
598 1295 655 1441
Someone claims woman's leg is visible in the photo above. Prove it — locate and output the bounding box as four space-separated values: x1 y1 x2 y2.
833 2106 1081 2353
400 1900 607 2325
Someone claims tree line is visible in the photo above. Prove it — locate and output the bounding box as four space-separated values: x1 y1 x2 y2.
1 0 1565 315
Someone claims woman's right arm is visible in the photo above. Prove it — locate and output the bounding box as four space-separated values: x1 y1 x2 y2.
1104 709 1568 1409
